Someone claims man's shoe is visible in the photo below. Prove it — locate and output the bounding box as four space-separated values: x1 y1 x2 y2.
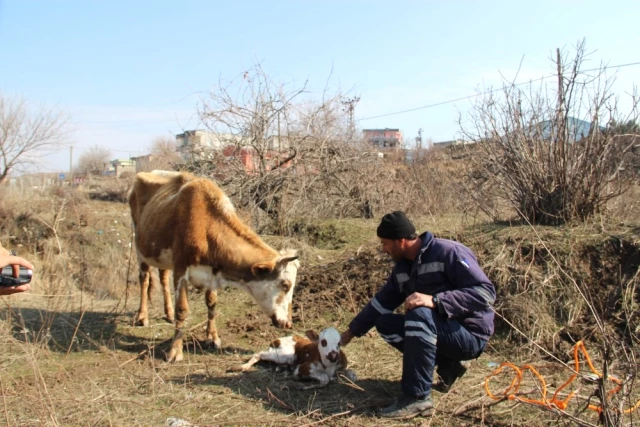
379 394 433 419
433 360 471 393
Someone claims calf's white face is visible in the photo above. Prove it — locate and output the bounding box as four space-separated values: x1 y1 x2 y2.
318 327 341 364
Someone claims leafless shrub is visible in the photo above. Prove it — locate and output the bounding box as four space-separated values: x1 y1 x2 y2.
135 136 183 172
76 145 112 175
460 40 639 225
0 94 68 184
180 63 411 232
399 145 481 216
458 38 640 423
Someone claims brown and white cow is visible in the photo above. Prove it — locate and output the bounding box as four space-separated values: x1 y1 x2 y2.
128 170 300 362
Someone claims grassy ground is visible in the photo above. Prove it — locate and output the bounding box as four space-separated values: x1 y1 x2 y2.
0 183 638 426
1 288 574 427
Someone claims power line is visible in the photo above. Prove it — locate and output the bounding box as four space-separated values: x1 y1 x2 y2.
355 60 640 122
77 116 198 130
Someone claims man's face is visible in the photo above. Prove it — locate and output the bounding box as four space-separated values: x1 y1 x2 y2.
380 238 405 262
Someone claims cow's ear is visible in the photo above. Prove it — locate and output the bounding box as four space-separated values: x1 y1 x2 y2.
251 261 275 277
277 255 299 267
305 330 319 341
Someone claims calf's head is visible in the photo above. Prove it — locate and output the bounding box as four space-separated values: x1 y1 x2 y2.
306 327 342 364
249 249 300 329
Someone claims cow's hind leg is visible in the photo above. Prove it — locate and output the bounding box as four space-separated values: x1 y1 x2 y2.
204 289 221 350
167 268 188 363
159 269 174 324
134 262 152 326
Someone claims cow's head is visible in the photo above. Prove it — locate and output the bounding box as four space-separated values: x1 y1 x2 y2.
306 327 341 364
249 249 300 329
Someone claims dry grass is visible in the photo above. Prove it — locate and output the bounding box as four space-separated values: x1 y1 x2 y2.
0 179 638 426
3 287 632 427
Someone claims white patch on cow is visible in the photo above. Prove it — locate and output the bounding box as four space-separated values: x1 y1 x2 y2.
220 194 236 215
186 265 217 288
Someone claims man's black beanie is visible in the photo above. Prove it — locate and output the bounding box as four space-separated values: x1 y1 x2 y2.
376 211 416 240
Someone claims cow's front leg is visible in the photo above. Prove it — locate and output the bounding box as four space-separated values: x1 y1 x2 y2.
204 289 221 350
167 269 189 363
134 262 152 326
159 269 174 324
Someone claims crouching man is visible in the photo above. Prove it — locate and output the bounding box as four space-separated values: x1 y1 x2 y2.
340 211 496 419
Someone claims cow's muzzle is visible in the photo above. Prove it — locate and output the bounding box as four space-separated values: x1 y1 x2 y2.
271 314 292 329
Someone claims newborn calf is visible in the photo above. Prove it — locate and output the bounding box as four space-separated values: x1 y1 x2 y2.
231 327 356 390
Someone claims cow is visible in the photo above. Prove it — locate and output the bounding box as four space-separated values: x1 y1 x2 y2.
128 170 300 362
230 327 357 390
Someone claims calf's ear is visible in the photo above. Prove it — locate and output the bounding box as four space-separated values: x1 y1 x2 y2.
305 330 319 341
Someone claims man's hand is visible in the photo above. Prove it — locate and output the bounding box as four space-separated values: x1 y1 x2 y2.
404 292 434 311
340 329 355 346
0 248 34 296
0 284 31 296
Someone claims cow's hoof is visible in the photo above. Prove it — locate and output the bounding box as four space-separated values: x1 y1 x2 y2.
204 338 222 351
166 348 184 363
134 317 149 327
164 316 175 324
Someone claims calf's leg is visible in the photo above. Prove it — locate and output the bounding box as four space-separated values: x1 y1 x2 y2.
294 363 331 390
230 343 296 372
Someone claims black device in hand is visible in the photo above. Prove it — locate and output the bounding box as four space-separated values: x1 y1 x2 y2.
0 266 33 286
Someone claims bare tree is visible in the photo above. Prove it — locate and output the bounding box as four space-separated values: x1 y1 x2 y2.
185 63 396 231
136 136 183 171
77 145 112 175
149 136 179 158
0 95 68 184
182 63 459 231
460 39 639 224
459 41 640 426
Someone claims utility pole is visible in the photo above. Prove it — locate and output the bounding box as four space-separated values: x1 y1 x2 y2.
341 96 360 140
